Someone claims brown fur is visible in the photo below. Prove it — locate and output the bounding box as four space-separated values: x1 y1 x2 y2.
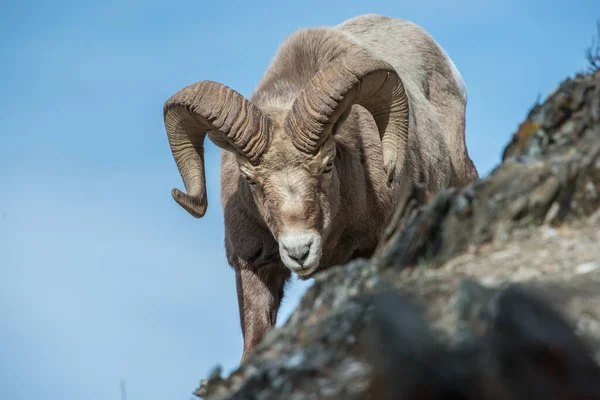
167 14 479 362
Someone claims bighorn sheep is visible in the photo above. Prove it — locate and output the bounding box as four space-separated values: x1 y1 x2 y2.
163 14 479 362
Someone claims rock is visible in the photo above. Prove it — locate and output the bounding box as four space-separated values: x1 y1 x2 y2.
196 70 600 399
576 261 600 275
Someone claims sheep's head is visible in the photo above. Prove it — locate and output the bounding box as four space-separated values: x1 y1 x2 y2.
163 51 409 276
235 127 338 275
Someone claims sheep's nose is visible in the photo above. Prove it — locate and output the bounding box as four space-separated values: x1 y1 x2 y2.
283 241 312 265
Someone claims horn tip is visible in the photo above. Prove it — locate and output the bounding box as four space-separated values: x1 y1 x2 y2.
172 188 207 219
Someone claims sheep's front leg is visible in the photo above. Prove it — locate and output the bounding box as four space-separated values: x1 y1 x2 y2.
236 263 290 363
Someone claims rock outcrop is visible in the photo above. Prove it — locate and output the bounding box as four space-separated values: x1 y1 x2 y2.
197 68 600 399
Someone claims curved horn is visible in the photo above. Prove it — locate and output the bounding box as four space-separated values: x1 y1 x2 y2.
286 51 409 184
164 80 271 218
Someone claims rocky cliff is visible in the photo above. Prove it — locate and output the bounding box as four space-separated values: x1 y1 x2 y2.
197 67 600 399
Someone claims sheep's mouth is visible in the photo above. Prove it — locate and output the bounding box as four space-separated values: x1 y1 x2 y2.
282 259 320 276
293 265 317 276
282 259 321 278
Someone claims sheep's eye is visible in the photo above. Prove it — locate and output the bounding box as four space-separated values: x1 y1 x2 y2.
323 161 334 174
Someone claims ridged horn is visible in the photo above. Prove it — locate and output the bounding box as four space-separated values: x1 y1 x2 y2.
163 80 271 218
286 51 409 185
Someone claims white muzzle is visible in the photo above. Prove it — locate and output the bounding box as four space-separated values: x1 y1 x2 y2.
278 230 322 275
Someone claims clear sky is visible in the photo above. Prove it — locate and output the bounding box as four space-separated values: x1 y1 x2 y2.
1 0 598 399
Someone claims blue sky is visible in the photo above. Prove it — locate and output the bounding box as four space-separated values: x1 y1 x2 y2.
1 0 598 399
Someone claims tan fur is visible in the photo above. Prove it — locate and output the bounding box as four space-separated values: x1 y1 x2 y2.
168 14 479 362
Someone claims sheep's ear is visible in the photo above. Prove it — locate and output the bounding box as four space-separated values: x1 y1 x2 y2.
489 284 600 399
361 290 477 400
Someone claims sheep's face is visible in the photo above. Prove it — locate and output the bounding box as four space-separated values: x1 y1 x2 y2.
237 134 340 276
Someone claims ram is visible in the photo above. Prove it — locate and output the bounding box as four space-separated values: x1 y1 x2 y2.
163 14 479 362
